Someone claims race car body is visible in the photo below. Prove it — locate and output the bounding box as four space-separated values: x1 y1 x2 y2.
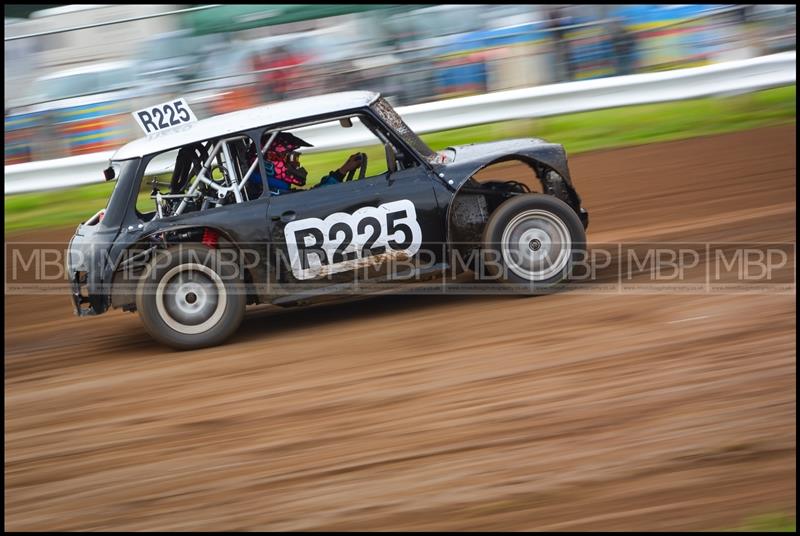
67 91 589 349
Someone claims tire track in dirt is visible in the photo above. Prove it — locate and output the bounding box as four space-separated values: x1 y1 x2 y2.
4 125 796 531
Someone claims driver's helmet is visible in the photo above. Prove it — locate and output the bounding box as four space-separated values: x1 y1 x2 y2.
265 131 313 190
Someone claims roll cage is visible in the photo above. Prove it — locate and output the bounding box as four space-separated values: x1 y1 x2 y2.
131 101 437 222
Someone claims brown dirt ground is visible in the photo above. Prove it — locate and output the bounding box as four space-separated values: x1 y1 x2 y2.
4 125 796 531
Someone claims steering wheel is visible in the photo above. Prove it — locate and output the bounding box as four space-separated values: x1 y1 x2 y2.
345 152 368 181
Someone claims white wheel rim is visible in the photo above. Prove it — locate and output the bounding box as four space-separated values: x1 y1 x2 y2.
500 209 572 281
155 263 227 335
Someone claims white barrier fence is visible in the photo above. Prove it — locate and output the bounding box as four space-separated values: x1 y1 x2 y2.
5 51 795 195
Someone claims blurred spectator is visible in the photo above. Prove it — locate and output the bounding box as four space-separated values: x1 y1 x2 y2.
736 5 753 25
254 46 304 103
609 18 637 76
548 6 575 81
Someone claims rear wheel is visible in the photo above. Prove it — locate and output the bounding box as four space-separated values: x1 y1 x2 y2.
481 193 586 290
136 245 246 350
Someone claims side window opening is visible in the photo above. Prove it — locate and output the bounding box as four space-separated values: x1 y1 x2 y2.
137 148 179 218
138 133 265 221
134 111 428 221
255 113 421 197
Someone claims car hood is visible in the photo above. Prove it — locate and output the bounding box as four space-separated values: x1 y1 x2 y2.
434 138 573 184
442 138 555 161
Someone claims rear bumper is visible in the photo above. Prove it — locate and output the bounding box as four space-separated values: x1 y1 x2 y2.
70 270 105 316
67 230 112 317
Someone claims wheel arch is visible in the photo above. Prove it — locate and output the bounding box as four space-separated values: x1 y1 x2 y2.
445 154 582 257
109 224 261 310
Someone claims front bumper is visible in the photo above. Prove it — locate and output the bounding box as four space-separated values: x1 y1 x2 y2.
579 207 589 230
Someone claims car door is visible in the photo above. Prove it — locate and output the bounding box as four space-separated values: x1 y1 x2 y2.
265 161 445 290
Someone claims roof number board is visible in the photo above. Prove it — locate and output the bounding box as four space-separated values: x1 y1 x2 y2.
133 98 197 135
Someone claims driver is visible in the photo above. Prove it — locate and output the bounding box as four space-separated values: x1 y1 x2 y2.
255 132 364 195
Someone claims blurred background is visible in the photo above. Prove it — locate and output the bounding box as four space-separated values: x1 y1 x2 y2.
4 6 796 532
4 3 796 165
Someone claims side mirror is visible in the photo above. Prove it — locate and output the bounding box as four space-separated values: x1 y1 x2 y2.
340 118 353 128
103 166 115 181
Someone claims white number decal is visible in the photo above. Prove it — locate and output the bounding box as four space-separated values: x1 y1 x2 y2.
133 98 197 135
284 199 422 280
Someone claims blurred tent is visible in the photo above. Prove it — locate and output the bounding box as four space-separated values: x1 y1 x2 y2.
4 4 417 29
4 5 62 18
182 4 409 35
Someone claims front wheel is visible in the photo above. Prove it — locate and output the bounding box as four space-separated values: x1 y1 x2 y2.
481 193 587 290
136 245 246 350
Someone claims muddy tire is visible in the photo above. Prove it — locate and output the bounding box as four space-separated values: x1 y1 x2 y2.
136 245 246 350
481 193 587 291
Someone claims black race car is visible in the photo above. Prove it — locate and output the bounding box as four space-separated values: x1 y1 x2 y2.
68 91 589 349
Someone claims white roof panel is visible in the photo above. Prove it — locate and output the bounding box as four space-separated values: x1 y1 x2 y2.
112 91 380 160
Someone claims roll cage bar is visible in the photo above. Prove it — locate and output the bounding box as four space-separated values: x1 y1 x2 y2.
146 108 432 220
160 131 278 217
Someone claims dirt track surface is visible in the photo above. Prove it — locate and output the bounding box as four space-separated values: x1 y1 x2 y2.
5 125 796 531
